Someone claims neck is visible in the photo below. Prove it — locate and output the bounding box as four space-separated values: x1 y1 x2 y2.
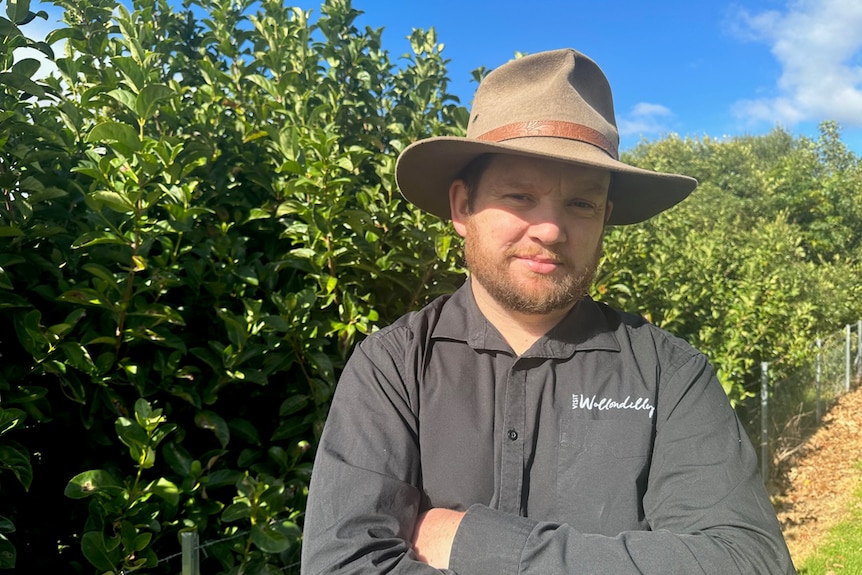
470 279 573 356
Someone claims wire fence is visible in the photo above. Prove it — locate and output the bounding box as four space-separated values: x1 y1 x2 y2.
735 321 862 486
161 529 300 575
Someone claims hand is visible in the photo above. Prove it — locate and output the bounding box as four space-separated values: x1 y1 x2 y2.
411 508 466 568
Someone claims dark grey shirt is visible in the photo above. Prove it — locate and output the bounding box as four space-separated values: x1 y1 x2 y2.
301 281 795 574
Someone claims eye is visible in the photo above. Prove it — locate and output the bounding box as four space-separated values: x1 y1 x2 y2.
567 199 596 210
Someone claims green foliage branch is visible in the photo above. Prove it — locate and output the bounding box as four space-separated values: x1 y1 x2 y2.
598 126 862 401
0 0 465 571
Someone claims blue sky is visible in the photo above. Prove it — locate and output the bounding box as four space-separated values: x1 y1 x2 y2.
28 0 862 154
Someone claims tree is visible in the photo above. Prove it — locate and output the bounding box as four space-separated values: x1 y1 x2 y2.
598 129 862 402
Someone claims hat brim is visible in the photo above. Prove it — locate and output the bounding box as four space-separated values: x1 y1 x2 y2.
395 136 697 225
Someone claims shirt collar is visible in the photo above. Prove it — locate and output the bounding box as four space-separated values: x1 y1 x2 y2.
433 279 621 358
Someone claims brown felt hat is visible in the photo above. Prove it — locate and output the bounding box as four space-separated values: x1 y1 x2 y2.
395 48 697 225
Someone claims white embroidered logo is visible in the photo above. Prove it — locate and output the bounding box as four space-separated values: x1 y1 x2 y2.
572 394 655 418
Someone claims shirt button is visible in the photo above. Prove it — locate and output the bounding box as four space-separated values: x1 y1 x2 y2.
507 429 518 441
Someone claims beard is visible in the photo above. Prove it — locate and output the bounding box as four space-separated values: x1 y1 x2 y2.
463 220 603 316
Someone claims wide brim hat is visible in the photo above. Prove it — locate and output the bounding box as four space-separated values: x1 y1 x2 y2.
395 49 697 225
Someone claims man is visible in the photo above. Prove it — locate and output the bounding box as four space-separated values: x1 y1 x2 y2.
301 49 795 574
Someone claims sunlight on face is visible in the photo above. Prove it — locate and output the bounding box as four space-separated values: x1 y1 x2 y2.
453 155 612 315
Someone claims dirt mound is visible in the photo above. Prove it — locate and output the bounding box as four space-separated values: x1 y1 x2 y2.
771 384 862 565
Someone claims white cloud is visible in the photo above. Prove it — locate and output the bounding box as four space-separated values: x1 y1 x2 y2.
617 102 674 137
732 0 862 128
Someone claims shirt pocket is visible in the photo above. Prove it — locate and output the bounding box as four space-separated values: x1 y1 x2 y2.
555 417 654 534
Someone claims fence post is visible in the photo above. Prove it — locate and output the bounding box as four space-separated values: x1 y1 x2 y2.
760 362 769 481
816 338 822 422
181 530 200 575
846 324 852 393
857 320 862 378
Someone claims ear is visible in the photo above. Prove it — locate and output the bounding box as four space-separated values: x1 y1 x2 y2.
604 200 614 224
449 180 470 238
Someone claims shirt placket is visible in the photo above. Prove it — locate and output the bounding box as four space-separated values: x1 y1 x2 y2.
499 362 527 515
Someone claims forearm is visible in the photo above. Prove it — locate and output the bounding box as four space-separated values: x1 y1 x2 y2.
449 504 795 575
301 338 438 574
301 454 443 574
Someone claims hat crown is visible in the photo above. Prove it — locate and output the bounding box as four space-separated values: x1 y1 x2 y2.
466 49 620 158
394 48 697 225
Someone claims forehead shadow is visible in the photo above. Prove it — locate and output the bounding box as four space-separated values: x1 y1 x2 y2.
487 160 611 197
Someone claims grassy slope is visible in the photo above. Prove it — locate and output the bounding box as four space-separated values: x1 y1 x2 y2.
797 473 862 574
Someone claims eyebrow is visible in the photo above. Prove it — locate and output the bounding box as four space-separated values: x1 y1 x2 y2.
496 177 536 191
493 174 610 197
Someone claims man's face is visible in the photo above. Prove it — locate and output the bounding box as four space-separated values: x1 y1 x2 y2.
449 154 613 316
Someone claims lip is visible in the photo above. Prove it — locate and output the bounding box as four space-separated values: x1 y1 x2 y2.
516 255 563 274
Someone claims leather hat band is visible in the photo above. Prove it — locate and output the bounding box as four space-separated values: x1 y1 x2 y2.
476 120 618 160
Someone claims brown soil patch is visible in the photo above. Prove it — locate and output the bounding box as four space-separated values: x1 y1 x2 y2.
771 384 862 566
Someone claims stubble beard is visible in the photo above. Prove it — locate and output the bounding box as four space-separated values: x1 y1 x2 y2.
464 224 603 316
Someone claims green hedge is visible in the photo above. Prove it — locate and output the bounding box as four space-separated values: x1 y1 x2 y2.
1 0 465 571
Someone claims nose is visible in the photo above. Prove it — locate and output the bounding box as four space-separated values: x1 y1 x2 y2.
527 204 567 245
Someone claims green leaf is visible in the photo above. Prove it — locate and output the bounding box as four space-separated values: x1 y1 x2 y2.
135 84 173 120
229 418 261 446
115 417 149 464
6 0 30 24
0 441 32 490
133 397 156 430
221 501 251 522
57 288 110 308
0 226 24 238
65 469 123 499
0 71 44 98
13 309 46 356
120 521 137 552
59 341 96 375
90 190 135 213
82 263 120 291
80 531 120 572
0 535 15 569
71 230 128 248
162 441 193 477
278 395 308 417
5 385 48 404
0 516 15 534
195 410 230 448
0 408 25 435
148 477 179 506
111 56 146 92
0 291 28 309
132 532 152 552
250 523 291 554
11 57 39 78
86 121 141 153
29 40 53 59
270 418 307 442
204 469 242 489
0 17 22 39
106 88 137 113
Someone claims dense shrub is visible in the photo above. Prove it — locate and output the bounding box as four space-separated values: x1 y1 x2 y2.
1 0 465 571
600 127 862 399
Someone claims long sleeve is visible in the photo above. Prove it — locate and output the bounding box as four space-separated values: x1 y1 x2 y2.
447 353 796 575
301 328 447 574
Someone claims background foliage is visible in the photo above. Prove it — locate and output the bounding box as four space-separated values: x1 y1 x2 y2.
1 0 465 571
1 0 861 571
602 124 862 398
